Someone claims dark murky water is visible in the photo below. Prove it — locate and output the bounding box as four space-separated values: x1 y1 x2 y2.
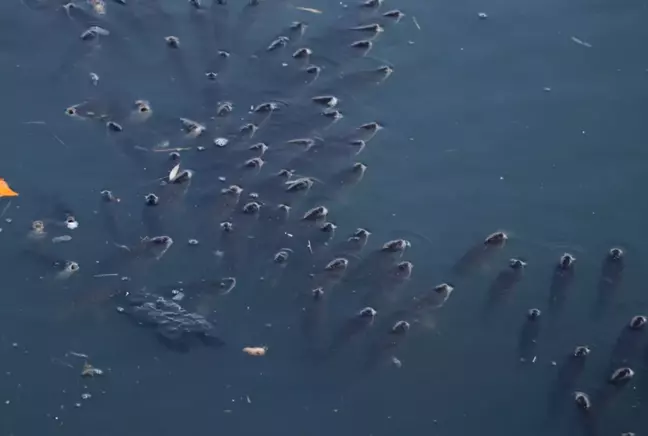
1 0 647 435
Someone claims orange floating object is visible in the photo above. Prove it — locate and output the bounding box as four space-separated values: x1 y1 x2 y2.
0 178 18 197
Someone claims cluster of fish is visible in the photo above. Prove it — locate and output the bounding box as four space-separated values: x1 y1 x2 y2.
16 0 416 352
458 232 643 430
14 2 644 431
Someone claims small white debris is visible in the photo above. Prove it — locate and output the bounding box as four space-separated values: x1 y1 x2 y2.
93 273 119 278
478 12 488 19
171 291 185 301
571 36 592 48
66 220 79 230
391 356 402 368
89 72 99 85
218 176 226 183
116 306 125 313
188 238 199 246
67 352 89 360
81 393 92 400
543 87 552 92
52 235 72 243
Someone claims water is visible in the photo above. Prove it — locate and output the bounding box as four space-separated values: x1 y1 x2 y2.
1 0 647 435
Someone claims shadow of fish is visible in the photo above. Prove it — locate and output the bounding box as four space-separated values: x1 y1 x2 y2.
591 249 625 319
484 259 526 314
544 346 590 426
548 267 575 313
325 306 378 359
452 232 508 277
517 309 542 364
362 319 410 373
607 318 646 373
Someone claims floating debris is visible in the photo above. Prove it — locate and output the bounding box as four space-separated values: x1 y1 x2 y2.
52 235 72 243
81 362 104 377
571 36 592 48
242 346 267 356
293 5 323 14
